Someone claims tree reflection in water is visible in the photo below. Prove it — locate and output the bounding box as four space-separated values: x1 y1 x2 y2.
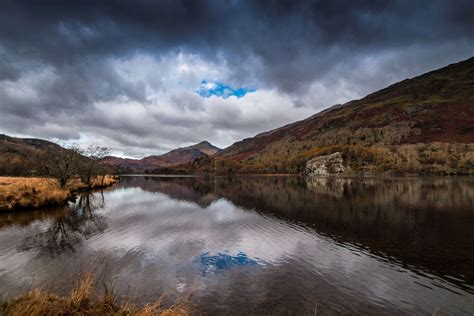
20 192 107 257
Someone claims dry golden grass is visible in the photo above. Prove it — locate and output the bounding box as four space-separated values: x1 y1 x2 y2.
0 176 118 211
0 177 70 211
1 272 188 316
69 175 118 191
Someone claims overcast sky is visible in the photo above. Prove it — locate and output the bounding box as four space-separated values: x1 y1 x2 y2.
0 0 473 158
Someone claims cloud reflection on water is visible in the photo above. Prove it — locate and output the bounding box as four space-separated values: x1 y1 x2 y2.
0 176 473 315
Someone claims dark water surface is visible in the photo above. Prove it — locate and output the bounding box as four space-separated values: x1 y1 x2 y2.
0 176 473 315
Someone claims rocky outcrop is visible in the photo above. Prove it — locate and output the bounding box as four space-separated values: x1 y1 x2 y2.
305 152 345 176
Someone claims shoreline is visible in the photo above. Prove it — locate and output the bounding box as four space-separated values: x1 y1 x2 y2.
117 172 473 177
0 176 118 212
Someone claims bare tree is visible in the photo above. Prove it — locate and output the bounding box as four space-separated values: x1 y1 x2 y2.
39 145 81 188
78 146 110 188
98 163 115 186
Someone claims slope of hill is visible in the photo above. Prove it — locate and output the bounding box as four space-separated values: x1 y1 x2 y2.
0 134 110 178
102 141 220 172
0 134 65 175
176 57 474 175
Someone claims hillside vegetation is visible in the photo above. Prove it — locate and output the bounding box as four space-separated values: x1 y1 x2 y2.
0 135 63 176
170 57 474 175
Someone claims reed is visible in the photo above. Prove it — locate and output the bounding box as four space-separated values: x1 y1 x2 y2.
0 176 117 211
0 272 188 316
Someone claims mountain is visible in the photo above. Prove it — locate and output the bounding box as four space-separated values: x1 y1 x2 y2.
102 141 220 172
177 57 474 175
0 134 55 175
0 134 88 176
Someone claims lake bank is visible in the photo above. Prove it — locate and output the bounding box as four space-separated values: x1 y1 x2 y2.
0 176 117 212
0 272 188 316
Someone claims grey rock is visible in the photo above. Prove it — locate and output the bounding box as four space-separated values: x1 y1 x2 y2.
305 152 345 176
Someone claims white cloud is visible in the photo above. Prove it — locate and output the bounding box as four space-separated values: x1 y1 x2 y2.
39 52 315 158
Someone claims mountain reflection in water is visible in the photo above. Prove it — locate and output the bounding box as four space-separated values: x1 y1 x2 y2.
119 175 474 290
0 175 473 315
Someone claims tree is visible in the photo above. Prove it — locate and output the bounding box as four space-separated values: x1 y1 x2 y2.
78 146 110 188
39 145 81 188
97 163 115 186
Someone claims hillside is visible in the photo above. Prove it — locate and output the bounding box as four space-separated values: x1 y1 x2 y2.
0 134 65 175
102 141 220 172
175 57 474 175
0 134 108 178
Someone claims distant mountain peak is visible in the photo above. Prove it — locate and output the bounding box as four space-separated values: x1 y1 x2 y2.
102 140 221 171
191 140 220 153
197 140 212 146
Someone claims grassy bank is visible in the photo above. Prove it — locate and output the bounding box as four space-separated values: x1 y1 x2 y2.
0 272 187 316
0 176 117 211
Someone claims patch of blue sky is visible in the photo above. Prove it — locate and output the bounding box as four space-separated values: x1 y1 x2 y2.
195 251 259 276
197 80 255 98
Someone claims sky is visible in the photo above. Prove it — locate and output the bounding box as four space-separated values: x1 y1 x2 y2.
0 0 473 158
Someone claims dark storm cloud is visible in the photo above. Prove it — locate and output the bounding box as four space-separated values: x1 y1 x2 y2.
2 0 473 89
0 0 473 156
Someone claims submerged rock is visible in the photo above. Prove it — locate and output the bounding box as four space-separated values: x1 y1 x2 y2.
305 152 345 176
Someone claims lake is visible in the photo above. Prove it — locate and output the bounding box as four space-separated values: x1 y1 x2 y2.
0 176 473 315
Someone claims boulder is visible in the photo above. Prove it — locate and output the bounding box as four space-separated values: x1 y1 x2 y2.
305 152 345 176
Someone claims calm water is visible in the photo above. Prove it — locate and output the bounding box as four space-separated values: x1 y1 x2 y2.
0 176 473 315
